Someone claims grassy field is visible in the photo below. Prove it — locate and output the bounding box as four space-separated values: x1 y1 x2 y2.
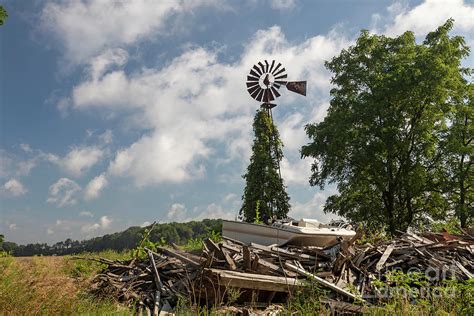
0 252 131 315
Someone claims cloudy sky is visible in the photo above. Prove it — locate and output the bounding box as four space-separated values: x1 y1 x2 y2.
1 0 473 244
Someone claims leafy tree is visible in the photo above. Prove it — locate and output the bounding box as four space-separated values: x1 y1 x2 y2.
0 234 4 250
240 108 290 222
301 20 470 234
0 5 7 26
438 84 473 228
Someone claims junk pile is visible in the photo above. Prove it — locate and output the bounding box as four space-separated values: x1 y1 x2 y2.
89 231 473 314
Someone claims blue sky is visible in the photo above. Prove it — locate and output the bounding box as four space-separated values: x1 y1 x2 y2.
1 0 473 244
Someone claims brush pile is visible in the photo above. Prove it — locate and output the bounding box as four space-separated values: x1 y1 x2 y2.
89 231 473 315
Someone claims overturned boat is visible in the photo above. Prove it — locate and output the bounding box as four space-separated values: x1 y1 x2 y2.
222 218 356 248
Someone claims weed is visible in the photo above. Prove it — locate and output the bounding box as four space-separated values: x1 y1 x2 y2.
183 237 204 251
254 200 263 224
284 279 330 314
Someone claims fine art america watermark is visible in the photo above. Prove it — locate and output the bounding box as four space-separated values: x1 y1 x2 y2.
363 265 461 300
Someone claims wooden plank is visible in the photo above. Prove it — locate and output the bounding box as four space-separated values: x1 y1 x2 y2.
406 232 434 245
375 244 395 271
251 253 260 271
204 238 225 260
207 268 303 292
154 247 200 267
220 242 242 254
249 242 316 261
147 250 164 316
222 236 248 246
256 258 298 278
220 247 237 270
243 245 251 270
453 260 474 279
285 262 366 302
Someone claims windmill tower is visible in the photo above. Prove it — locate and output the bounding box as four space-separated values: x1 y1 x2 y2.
244 60 307 218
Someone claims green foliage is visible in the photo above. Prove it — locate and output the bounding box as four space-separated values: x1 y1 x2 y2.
240 109 291 222
254 200 263 224
357 228 390 245
284 280 329 314
182 228 222 251
302 19 471 234
437 83 473 228
131 224 164 259
0 234 7 257
0 5 7 26
206 228 222 243
182 238 203 251
429 216 464 234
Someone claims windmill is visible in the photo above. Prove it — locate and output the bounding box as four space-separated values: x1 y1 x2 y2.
245 60 307 218
246 60 306 109
246 60 307 171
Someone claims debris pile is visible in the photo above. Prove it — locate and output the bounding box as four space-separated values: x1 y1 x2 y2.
89 231 473 314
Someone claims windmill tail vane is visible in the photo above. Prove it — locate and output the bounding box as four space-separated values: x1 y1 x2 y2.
246 59 306 108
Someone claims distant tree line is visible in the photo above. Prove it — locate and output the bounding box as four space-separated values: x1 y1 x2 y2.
0 219 221 257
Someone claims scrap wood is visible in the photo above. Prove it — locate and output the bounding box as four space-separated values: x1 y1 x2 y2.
88 229 473 314
285 262 366 303
155 246 200 267
206 268 303 292
375 244 394 271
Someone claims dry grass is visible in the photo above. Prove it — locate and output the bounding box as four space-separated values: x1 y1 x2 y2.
0 255 128 315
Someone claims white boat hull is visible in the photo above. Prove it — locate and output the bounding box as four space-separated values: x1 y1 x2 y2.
222 220 355 247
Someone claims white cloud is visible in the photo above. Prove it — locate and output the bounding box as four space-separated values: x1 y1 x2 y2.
0 150 38 178
280 158 311 185
55 219 72 231
47 228 55 235
141 221 151 227
48 146 104 177
41 0 228 64
17 160 37 176
100 215 112 228
193 203 235 221
89 48 129 81
290 187 342 222
9 223 18 231
167 203 188 221
98 130 113 145
2 179 28 197
279 112 308 152
47 178 81 207
80 215 112 233
20 143 33 153
167 202 235 222
81 222 100 233
270 0 297 11
84 173 108 200
69 26 349 187
79 211 94 217
380 0 474 36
